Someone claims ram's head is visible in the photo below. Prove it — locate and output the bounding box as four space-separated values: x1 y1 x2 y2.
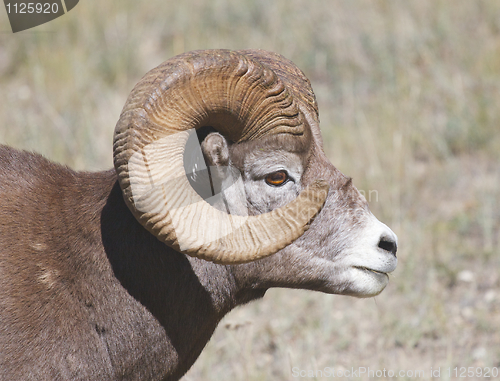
113 49 397 297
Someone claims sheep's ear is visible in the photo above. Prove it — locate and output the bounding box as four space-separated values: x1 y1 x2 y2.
201 132 230 167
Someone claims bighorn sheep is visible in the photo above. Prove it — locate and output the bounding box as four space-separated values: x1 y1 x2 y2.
0 49 397 380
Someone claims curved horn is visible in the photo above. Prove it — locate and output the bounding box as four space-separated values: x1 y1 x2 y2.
238 49 319 119
113 49 328 264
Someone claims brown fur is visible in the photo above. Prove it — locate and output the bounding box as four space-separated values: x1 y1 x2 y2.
0 133 369 381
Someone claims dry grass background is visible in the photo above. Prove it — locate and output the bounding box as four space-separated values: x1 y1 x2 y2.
1 1 499 380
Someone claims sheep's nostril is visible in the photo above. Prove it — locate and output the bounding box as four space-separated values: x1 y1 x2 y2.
378 236 397 257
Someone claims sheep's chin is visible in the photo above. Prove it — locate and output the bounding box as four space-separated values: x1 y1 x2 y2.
301 257 392 298
343 266 390 297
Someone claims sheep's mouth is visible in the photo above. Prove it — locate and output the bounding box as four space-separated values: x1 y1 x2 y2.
354 266 388 277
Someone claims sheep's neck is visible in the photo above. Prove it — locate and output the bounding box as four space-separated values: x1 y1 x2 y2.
78 171 261 379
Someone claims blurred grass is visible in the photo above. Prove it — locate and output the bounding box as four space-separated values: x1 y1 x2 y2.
1 0 499 380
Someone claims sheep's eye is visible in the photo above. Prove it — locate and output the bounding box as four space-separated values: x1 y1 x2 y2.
265 170 288 186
